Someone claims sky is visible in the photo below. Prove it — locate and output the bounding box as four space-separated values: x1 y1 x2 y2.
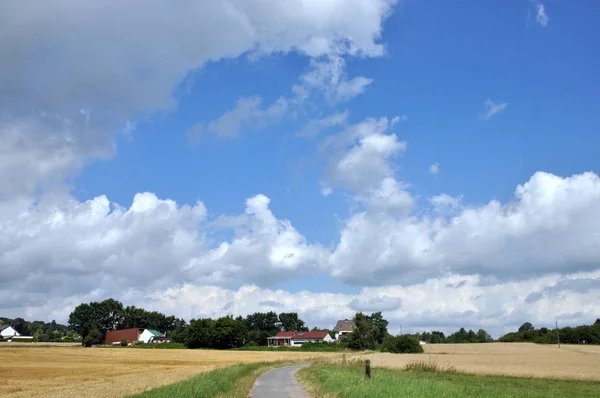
1 0 599 338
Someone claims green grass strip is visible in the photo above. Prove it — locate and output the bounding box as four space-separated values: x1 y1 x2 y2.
132 362 280 398
297 363 600 398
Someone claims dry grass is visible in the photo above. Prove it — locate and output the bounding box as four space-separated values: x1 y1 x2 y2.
366 343 600 380
0 346 335 397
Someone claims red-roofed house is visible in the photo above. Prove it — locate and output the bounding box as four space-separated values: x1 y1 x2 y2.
267 331 333 347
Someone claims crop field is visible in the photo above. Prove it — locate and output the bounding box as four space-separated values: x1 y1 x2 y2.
366 343 600 380
0 346 334 398
1 343 599 397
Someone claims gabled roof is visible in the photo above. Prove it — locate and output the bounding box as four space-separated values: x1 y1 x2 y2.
333 319 356 332
0 325 10 332
147 329 163 337
274 331 329 339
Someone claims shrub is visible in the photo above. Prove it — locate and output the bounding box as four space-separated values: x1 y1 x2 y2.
380 334 424 354
83 328 103 347
120 338 128 347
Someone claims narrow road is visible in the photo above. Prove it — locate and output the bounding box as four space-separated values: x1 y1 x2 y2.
249 364 310 398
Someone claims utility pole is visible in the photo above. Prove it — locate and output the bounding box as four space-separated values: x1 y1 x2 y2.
555 321 560 349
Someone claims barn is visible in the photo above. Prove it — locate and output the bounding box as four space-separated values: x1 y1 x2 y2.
104 328 170 345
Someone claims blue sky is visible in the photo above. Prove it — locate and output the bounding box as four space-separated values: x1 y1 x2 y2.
2 0 600 336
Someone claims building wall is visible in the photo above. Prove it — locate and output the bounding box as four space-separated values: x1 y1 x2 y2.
1 326 20 338
139 329 164 343
104 328 140 345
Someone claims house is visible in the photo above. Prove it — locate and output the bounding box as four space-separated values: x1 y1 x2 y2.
0 325 20 339
104 328 171 345
267 331 333 347
333 319 356 341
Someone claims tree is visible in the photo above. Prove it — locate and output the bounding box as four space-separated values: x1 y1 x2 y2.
213 316 247 349
368 312 389 344
518 322 535 333
476 329 493 343
279 313 307 332
344 312 389 350
186 318 216 349
244 312 280 346
380 334 424 354
83 328 103 347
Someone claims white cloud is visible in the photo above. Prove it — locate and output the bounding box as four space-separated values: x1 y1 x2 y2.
297 111 349 138
534 1 549 27
189 96 288 139
481 99 509 120
8 271 600 339
429 163 440 175
0 0 398 196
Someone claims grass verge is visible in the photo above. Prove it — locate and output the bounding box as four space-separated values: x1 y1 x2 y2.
131 361 284 398
297 361 600 397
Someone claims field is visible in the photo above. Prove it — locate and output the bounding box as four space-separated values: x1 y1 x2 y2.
366 343 600 380
1 343 599 397
0 346 333 397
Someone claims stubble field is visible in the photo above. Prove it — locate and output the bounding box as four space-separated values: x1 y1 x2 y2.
0 346 333 398
1 343 599 397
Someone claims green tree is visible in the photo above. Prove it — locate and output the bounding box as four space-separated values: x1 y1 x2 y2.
345 312 389 350
518 322 535 333
186 318 216 349
380 334 424 354
213 316 248 349
83 328 103 347
279 313 307 332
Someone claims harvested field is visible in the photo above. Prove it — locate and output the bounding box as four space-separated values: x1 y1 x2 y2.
0 346 335 398
365 343 600 380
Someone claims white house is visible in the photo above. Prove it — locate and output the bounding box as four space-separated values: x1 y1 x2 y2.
333 319 356 341
0 325 20 339
139 329 169 344
267 331 334 347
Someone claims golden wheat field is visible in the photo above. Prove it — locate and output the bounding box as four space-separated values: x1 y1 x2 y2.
366 343 600 380
1 343 599 397
0 346 334 398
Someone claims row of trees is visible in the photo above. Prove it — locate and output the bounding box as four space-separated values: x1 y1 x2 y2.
416 328 494 344
499 320 600 344
0 317 76 342
68 299 187 345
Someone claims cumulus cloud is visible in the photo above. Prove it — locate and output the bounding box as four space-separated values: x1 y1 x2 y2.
0 192 328 311
0 0 397 196
481 99 509 120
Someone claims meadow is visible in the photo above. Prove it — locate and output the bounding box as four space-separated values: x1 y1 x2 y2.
1 343 599 397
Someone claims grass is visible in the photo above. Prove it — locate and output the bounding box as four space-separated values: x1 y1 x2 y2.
297 361 600 398
100 342 187 349
235 343 346 352
131 362 281 398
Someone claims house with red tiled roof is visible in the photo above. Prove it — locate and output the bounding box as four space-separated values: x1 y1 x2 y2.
267 330 333 347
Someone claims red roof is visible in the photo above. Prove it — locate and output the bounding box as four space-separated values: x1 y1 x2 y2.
275 331 328 339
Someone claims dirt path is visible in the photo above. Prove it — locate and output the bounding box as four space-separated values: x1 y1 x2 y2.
249 364 310 398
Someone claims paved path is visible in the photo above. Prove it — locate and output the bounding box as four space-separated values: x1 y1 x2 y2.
249 364 310 398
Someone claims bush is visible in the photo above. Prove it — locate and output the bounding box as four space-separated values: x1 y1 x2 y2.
83 328 103 347
120 338 128 346
380 334 424 354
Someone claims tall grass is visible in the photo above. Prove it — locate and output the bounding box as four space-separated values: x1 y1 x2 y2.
297 363 600 398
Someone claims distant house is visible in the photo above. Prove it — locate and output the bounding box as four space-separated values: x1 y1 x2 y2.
0 325 20 339
104 328 171 345
267 331 334 347
333 319 356 341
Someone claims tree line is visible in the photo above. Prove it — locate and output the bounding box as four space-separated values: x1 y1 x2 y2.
499 320 600 344
415 328 494 344
0 317 74 342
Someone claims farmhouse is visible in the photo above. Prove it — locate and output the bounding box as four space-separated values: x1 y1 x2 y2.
333 319 356 341
0 325 20 338
267 331 333 347
104 328 171 345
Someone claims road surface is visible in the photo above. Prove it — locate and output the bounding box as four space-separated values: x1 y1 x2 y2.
249 364 310 397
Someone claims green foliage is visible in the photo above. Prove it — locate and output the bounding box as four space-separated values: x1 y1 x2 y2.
278 312 307 332
0 317 73 341
186 316 247 349
345 312 389 351
297 363 600 398
83 328 103 347
380 334 424 354
499 320 600 344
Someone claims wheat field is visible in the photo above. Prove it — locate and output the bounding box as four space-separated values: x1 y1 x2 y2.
366 343 600 380
1 343 599 397
0 346 333 398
